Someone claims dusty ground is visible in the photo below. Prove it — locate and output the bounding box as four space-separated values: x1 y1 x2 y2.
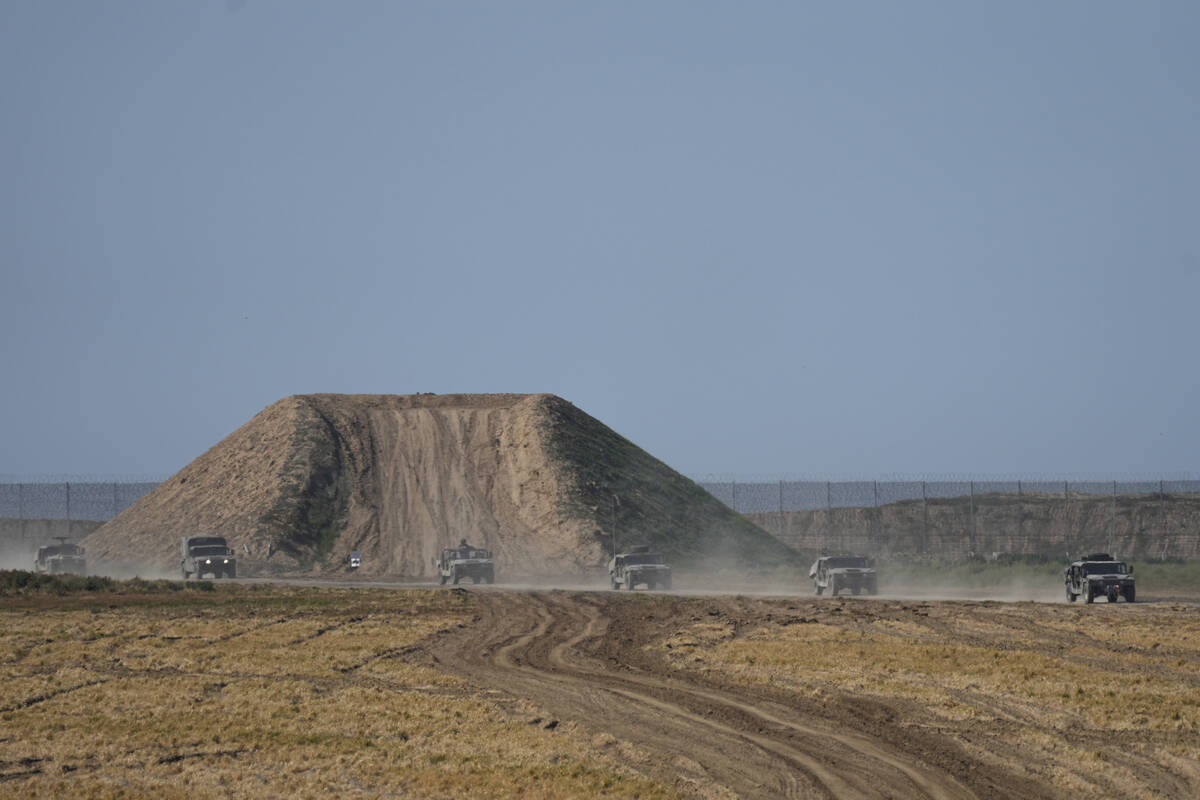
424 590 1200 799
3 582 1197 798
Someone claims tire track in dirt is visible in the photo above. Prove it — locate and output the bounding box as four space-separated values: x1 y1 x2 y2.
425 590 991 799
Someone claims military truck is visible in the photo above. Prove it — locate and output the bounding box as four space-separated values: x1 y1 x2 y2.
180 535 237 579
809 555 877 596
434 542 495 585
34 537 86 576
608 545 672 591
1065 553 1135 603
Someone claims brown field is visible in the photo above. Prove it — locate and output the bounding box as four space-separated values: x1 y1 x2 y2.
2 581 1199 798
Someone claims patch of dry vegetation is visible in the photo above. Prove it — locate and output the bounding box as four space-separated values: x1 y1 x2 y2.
660 600 1200 798
0 582 676 798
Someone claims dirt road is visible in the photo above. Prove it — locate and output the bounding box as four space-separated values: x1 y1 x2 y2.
423 591 1058 799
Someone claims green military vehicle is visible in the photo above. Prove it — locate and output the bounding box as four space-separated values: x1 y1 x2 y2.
608 545 672 591
434 540 495 585
180 535 237 579
809 555 878 596
34 537 87 576
1065 553 1135 603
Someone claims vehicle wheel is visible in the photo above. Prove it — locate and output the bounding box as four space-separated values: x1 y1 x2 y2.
1066 587 1075 602
182 568 190 580
610 577 618 590
1126 587 1135 603
439 574 447 585
830 579 839 597
451 569 460 585
1085 585 1094 603
814 584 823 596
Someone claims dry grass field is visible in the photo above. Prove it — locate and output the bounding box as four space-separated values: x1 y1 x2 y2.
0 578 676 799
3 574 1199 798
658 597 1200 797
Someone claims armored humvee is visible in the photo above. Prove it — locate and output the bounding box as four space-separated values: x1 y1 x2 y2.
34 538 87 576
608 545 671 591
810 555 877 596
434 544 494 585
180 535 237 579
1065 553 1135 603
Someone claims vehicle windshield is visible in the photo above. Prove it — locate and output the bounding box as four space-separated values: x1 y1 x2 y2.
38 545 83 558
623 554 665 566
191 545 230 556
1083 562 1126 575
189 537 226 547
827 557 869 569
448 549 490 560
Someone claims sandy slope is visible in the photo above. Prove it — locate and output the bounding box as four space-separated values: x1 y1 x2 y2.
83 394 791 578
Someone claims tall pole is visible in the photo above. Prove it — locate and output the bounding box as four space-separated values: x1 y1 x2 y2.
1016 481 1023 555
873 480 879 556
65 482 71 536
731 480 737 512
778 480 785 541
1064 481 1070 559
825 481 832 553
969 481 975 557
1111 481 1117 555
1160 480 1167 559
921 481 928 556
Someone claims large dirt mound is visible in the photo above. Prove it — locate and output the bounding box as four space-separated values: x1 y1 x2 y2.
84 394 792 576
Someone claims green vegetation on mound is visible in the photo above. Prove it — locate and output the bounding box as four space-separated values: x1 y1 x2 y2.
538 396 796 568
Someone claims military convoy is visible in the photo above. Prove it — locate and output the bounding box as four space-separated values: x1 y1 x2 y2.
34 538 87 576
809 555 877 596
434 541 495 585
608 545 671 591
1064 553 1135 603
180 535 237 579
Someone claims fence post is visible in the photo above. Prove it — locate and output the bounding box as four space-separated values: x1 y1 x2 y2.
778 480 784 541
1016 481 1023 555
1064 481 1070 559
873 480 879 556
1111 481 1117 555
1160 480 1166 559
113 482 120 519
921 481 928 556
731 480 737 512
825 481 832 554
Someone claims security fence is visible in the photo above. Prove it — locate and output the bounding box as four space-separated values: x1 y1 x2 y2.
0 480 162 522
696 478 1200 560
3 477 1198 561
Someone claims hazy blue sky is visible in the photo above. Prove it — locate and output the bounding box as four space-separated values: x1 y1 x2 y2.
3 1 1198 479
